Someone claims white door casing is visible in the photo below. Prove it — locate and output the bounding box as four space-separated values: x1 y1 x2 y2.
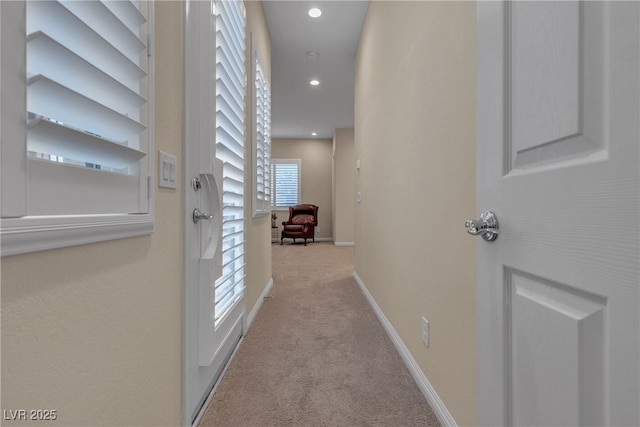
183 1 244 424
476 1 639 426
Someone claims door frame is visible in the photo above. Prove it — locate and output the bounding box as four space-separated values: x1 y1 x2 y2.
182 0 216 424
182 2 249 424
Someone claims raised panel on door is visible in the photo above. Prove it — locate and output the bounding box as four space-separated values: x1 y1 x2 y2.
506 1 608 174
506 269 606 426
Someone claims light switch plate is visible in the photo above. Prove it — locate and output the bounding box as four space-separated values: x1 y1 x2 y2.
159 151 177 189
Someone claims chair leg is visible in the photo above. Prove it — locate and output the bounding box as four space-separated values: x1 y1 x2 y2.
304 238 307 246
280 236 283 245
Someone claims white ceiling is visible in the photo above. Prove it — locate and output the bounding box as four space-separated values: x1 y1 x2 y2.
262 1 369 139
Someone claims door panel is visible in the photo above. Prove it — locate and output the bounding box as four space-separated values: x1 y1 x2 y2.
508 1 607 173
477 2 639 426
508 269 606 426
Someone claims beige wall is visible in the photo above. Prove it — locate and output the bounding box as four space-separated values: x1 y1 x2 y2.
332 129 356 245
244 1 273 318
354 2 477 425
272 139 333 240
0 2 184 426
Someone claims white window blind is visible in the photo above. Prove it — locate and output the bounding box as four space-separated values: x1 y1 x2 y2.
214 0 246 325
26 0 149 214
271 159 301 208
0 0 153 255
252 42 271 218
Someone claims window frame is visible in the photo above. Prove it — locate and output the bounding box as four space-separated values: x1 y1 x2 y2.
270 158 301 209
251 34 271 219
0 0 155 256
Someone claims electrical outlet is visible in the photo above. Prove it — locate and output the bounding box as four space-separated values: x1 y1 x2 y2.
421 317 429 347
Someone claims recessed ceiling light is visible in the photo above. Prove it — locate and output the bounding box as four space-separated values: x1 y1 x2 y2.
310 79 320 86
312 132 317 136
306 50 320 60
308 8 322 18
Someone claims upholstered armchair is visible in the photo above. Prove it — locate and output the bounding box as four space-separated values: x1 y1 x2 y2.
281 204 318 246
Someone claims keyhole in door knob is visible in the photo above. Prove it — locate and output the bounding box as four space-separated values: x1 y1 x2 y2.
192 177 202 191
465 211 499 242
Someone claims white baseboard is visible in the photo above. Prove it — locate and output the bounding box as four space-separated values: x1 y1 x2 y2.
334 241 354 247
246 277 273 331
352 271 458 427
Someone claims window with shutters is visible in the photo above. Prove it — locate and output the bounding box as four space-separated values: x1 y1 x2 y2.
252 41 271 218
214 0 246 325
270 159 301 208
0 0 154 256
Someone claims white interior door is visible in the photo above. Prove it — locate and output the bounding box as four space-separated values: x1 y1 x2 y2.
476 1 639 426
183 1 244 424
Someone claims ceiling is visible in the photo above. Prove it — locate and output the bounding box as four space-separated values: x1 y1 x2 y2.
262 1 369 140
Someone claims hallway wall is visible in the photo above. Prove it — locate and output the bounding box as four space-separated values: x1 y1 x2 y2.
0 2 184 425
354 2 477 425
332 129 356 245
244 0 273 322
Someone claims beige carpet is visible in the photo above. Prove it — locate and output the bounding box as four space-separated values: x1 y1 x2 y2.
198 242 441 426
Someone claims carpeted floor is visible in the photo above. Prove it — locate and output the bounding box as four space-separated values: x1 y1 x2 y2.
198 241 440 426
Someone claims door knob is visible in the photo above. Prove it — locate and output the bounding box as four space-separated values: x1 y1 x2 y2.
193 208 213 224
465 211 499 241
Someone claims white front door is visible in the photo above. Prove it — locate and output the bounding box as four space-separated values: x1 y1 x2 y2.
476 1 639 426
183 1 244 424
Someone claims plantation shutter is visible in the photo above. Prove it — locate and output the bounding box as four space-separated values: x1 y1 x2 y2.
252 48 271 217
271 159 301 207
25 0 149 215
214 0 246 325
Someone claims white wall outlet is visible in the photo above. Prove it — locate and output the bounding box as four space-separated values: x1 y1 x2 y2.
421 317 429 347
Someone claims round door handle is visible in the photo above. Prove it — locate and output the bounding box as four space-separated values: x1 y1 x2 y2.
465 211 499 241
193 208 214 224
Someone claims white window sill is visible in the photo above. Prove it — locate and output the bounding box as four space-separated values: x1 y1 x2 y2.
1 214 153 256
